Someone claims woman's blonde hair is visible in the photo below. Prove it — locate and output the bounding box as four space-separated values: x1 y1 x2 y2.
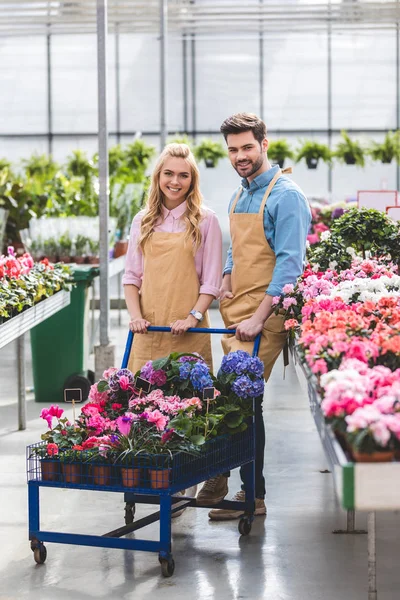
138 143 203 252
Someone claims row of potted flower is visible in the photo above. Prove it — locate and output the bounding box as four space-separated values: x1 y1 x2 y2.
0 246 73 323
274 216 400 461
31 349 264 489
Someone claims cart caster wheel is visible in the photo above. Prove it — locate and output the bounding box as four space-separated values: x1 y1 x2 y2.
33 544 47 564
238 517 252 536
160 557 175 577
124 503 136 525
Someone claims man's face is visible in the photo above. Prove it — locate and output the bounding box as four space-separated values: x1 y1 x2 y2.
226 131 268 180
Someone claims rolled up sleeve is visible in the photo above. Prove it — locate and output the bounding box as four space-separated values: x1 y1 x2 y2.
199 211 223 298
122 214 143 289
266 191 311 297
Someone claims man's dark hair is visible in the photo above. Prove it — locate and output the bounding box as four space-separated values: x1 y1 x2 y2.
220 113 267 144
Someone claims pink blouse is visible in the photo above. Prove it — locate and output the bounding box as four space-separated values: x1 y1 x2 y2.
122 201 222 298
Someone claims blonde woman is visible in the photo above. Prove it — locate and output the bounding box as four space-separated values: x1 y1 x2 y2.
123 143 222 373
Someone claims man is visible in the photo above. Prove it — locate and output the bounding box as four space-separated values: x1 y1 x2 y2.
196 113 311 520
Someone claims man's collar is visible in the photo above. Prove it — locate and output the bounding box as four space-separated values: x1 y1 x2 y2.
241 164 280 190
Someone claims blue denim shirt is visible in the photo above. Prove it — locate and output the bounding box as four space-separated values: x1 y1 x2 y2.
224 165 311 297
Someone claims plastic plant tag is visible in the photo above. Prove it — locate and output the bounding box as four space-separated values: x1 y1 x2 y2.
64 388 83 403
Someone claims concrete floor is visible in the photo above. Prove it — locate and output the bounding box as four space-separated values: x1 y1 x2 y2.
1 309 399 600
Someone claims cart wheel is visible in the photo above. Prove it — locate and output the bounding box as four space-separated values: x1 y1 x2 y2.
238 517 252 536
124 503 136 525
160 557 175 577
33 544 47 564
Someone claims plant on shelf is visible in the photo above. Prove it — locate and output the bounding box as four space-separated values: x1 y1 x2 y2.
194 139 227 168
167 133 194 147
43 237 58 262
367 130 400 164
58 233 72 262
22 153 60 181
267 139 294 168
73 234 88 263
333 130 365 167
295 140 331 169
87 239 99 263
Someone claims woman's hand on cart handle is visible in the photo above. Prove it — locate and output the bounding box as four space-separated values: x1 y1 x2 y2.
129 317 151 334
170 314 198 336
228 317 264 342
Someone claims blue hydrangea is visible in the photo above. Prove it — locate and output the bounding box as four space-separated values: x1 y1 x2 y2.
221 350 249 374
190 362 213 391
247 356 264 378
251 378 265 398
232 375 254 398
179 362 191 381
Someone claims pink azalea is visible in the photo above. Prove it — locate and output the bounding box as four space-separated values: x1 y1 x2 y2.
307 233 320 245
282 283 295 294
283 297 297 310
88 384 109 404
103 367 118 379
146 409 169 431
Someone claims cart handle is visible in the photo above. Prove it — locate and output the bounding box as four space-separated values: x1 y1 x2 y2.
121 327 261 369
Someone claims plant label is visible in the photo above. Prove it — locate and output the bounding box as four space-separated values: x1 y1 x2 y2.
135 377 151 394
64 388 83 403
203 387 215 400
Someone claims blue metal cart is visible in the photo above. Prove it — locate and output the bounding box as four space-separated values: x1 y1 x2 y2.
27 327 260 577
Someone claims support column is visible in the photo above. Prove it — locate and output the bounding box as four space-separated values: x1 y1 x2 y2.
368 512 377 600
17 335 26 431
160 0 168 149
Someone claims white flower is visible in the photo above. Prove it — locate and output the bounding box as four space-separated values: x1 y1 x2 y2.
329 261 337 270
346 247 357 258
320 230 331 242
306 240 310 250
312 264 320 273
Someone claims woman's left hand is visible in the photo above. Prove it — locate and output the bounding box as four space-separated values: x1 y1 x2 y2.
171 314 198 335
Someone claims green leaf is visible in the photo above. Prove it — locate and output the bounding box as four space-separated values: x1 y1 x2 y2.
152 357 169 370
97 380 109 392
190 434 206 446
225 413 244 428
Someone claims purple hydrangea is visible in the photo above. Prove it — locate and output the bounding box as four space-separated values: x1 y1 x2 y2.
140 361 167 386
232 375 254 398
179 353 205 363
332 207 345 220
221 350 251 374
246 356 264 378
251 379 265 398
108 368 135 391
190 362 213 391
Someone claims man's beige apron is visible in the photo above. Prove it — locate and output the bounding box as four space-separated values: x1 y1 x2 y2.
220 169 289 382
128 231 212 373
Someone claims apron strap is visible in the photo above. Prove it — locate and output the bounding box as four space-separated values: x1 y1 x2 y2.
230 187 243 215
259 169 282 214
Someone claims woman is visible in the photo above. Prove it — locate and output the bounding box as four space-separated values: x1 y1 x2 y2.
123 143 222 373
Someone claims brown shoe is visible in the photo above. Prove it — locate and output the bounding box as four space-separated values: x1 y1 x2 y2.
208 490 266 521
196 475 229 506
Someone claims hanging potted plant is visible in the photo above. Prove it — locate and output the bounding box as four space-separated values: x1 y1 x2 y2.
194 139 227 168
367 130 400 164
295 140 331 169
333 130 365 167
167 133 194 148
267 139 294 168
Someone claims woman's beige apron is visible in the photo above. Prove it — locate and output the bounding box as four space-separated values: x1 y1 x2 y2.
128 231 212 373
220 169 289 382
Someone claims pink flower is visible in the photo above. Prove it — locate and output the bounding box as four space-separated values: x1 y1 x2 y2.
48 405 64 419
47 443 59 456
40 408 53 429
146 409 169 431
119 375 131 391
307 233 320 245
282 297 297 310
370 420 391 447
116 414 134 436
285 319 299 331
103 367 118 379
88 384 109 404
311 359 328 375
272 296 281 305
282 283 295 294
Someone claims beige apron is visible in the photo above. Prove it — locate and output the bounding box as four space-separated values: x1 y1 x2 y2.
128 231 212 373
220 169 289 382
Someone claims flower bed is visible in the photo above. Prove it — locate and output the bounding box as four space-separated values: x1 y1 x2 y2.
0 246 73 323
274 207 400 462
28 350 263 489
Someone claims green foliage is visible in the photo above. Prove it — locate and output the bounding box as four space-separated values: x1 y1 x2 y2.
193 138 227 167
295 140 331 165
267 139 294 166
367 131 400 164
168 133 194 147
333 130 365 167
307 232 354 271
22 153 60 180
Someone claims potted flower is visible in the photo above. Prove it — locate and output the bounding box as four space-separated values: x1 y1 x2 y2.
367 131 400 164
43 237 58 263
295 140 331 169
87 239 99 264
333 130 365 167
114 415 150 488
345 406 395 462
73 234 88 263
30 442 62 482
59 446 85 484
194 139 227 168
58 233 72 263
83 436 118 486
267 139 294 168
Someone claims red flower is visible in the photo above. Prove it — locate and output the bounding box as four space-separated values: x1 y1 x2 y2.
72 445 83 451
47 443 59 456
112 403 123 411
61 430 67 436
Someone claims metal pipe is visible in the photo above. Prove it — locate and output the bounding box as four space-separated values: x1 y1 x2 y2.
327 0 332 196
259 0 264 119
46 30 53 155
96 0 110 347
115 22 121 144
346 509 355 533
367 511 377 600
17 335 26 431
160 0 168 149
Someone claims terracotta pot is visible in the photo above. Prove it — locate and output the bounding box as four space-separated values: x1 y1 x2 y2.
121 467 141 488
73 256 85 264
41 460 60 481
59 256 71 263
394 449 400 461
87 256 99 265
114 240 128 258
352 450 395 463
149 468 171 489
62 463 81 484
92 465 112 486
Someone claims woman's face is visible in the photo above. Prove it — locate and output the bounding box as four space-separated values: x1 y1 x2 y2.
159 156 192 205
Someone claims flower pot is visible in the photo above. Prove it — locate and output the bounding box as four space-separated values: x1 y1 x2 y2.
62 463 81 484
277 159 285 168
205 158 216 168
87 256 99 265
41 459 60 481
91 465 112 486
59 255 71 263
306 157 318 169
149 468 171 489
352 450 395 463
344 156 356 165
73 256 85 264
114 240 128 258
394 449 400 461
382 158 392 164
121 467 141 488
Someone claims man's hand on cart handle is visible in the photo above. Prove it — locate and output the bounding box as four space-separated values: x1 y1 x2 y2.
228 317 264 342
129 317 151 334
170 314 198 335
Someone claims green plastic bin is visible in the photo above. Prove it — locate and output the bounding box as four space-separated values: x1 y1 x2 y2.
31 265 99 403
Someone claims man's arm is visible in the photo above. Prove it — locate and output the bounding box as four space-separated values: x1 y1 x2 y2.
221 243 234 300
